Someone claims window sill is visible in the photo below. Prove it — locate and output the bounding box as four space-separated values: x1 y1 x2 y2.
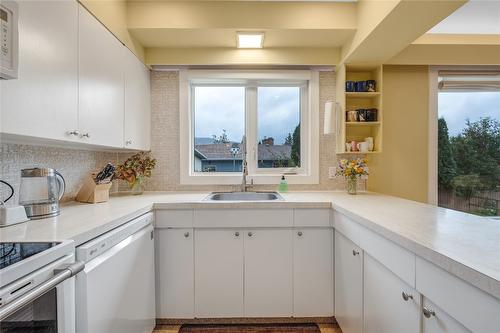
180 172 319 185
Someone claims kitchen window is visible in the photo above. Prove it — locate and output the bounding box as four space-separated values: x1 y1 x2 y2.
435 69 500 217
180 70 319 185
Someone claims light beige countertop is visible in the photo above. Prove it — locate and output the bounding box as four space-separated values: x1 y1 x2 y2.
0 191 499 300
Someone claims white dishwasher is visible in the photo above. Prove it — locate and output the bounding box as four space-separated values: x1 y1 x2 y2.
75 212 155 333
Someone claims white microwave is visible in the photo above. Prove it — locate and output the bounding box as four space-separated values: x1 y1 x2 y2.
0 0 18 80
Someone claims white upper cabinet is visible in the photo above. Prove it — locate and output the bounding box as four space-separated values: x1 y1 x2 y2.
78 6 124 148
0 0 78 141
123 49 151 150
244 229 293 317
293 228 334 317
364 254 420 333
195 229 244 318
335 231 363 333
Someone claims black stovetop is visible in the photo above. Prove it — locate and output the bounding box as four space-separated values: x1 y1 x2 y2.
0 242 60 270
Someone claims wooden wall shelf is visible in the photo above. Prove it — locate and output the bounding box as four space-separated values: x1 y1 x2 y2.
335 64 383 154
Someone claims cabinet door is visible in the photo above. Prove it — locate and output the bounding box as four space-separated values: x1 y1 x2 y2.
78 6 124 147
364 254 420 333
123 49 150 150
195 229 244 318
335 231 363 333
244 229 293 317
0 0 78 141
155 228 194 318
294 228 334 317
422 298 471 333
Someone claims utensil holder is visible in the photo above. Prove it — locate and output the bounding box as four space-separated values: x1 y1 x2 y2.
76 174 112 204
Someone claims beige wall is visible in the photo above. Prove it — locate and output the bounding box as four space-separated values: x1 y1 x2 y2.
146 70 359 192
368 65 430 203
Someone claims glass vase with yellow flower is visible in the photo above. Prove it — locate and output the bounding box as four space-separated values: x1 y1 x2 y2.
336 158 369 195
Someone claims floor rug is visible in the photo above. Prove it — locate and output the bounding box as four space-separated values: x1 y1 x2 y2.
179 324 321 333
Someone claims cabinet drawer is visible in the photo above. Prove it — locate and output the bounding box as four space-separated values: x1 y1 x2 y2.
155 210 193 228
416 257 500 333
194 209 293 228
360 226 415 287
294 209 331 227
332 211 361 246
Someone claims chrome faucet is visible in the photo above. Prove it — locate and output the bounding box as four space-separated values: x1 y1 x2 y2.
241 160 254 192
240 135 253 192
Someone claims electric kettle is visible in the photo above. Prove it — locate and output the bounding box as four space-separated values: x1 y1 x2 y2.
18 168 66 219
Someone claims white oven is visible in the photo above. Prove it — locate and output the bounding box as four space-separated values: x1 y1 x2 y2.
0 241 84 332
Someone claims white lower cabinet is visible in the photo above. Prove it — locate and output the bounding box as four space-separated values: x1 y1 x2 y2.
244 229 293 317
364 254 420 333
156 228 194 318
293 228 334 317
195 229 244 318
335 231 363 333
422 297 471 333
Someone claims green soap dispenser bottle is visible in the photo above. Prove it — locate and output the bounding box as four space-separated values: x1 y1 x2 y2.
279 175 288 193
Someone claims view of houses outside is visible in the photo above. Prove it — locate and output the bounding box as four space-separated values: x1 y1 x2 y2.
193 86 301 172
438 92 500 217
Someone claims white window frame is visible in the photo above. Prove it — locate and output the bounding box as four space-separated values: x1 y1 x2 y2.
180 69 320 185
428 65 500 205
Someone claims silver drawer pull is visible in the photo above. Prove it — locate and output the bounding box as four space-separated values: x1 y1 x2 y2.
297 231 303 237
234 231 240 237
402 292 413 301
67 130 79 136
184 232 190 238
81 132 90 138
423 307 436 318
248 232 253 237
352 249 360 256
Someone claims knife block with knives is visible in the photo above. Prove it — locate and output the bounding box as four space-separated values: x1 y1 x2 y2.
76 164 115 203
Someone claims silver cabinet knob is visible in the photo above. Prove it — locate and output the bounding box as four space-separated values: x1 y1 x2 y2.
125 140 132 145
184 232 190 238
234 231 240 237
402 292 413 301
248 232 253 237
423 307 436 318
68 130 79 136
81 132 90 138
352 249 360 256
297 231 303 237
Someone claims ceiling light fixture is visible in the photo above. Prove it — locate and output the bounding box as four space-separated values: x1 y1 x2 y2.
237 32 264 49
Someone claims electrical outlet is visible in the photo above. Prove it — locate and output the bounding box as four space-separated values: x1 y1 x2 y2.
328 167 336 179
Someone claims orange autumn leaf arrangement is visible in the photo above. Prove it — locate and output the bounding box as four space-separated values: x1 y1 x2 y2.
115 152 157 192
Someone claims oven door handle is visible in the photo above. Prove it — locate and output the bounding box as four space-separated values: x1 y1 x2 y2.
0 261 85 321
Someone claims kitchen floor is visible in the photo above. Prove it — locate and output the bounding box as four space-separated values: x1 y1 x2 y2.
154 324 342 333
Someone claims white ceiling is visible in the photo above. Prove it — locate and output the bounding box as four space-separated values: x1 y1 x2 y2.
429 0 500 34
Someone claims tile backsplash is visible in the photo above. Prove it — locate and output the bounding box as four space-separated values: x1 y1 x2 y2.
1 70 363 203
147 70 360 192
0 143 120 203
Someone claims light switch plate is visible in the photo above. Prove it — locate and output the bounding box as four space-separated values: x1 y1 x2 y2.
328 167 336 179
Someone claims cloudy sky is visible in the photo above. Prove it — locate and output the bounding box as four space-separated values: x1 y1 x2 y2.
438 92 500 136
194 86 300 144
